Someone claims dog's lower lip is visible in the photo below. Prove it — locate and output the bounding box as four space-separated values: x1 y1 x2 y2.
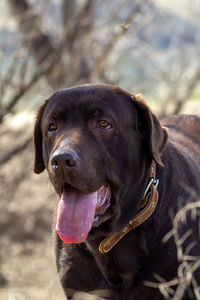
92 185 112 227
93 216 101 227
93 208 112 227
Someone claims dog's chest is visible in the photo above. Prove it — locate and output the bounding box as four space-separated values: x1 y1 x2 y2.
89 243 142 291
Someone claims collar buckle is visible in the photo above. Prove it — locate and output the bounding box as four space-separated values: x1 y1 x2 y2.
143 178 159 200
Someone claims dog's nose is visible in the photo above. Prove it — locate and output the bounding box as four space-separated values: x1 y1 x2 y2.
51 150 78 171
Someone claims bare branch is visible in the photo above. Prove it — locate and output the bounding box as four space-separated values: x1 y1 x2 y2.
88 0 149 82
0 61 52 123
7 0 62 87
173 68 200 114
0 136 32 166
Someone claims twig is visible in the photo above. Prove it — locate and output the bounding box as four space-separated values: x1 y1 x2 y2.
88 0 149 82
0 136 32 166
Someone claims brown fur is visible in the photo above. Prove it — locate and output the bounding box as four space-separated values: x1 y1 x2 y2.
34 84 200 299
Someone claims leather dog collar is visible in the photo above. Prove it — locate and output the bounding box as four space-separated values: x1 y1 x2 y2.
99 161 159 254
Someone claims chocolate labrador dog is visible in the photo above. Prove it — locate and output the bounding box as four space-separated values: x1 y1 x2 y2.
34 84 200 299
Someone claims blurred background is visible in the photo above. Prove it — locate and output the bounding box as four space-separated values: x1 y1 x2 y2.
0 0 200 299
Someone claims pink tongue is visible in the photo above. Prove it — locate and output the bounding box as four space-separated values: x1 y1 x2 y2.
56 188 97 244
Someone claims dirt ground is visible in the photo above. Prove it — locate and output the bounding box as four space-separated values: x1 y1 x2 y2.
0 99 199 300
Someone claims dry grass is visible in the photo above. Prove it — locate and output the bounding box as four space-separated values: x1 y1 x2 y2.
145 191 200 300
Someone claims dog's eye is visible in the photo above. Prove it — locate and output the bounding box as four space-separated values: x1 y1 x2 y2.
48 123 58 132
97 120 112 129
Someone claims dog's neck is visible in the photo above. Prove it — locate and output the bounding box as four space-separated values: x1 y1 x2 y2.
98 161 159 254
83 161 159 290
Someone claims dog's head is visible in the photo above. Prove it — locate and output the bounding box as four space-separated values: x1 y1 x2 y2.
34 84 167 244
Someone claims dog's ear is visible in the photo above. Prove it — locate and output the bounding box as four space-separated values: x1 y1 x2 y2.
132 94 168 166
34 100 49 174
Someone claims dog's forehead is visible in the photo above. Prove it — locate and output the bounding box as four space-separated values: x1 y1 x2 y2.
44 84 135 119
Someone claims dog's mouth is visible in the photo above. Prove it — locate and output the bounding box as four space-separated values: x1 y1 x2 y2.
56 183 111 244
